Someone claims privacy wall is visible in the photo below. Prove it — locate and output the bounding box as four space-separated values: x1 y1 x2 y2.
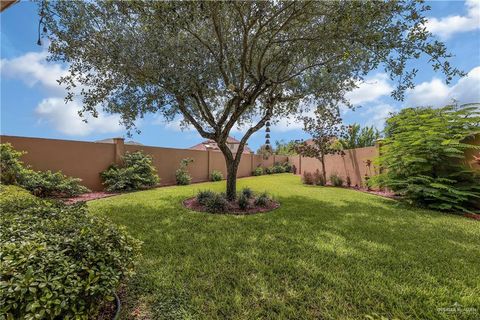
288 146 379 187
0 135 269 191
2 135 477 191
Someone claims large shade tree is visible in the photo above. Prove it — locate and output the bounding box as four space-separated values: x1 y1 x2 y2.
41 1 461 200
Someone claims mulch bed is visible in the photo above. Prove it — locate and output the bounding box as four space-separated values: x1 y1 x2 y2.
463 213 480 221
183 197 280 215
62 192 119 205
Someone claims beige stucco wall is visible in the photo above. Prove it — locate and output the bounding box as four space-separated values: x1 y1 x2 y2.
1 135 265 191
289 146 379 187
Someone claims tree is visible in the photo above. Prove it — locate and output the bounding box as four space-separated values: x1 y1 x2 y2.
295 108 344 182
372 104 480 212
274 140 298 156
256 144 273 159
340 123 381 149
42 1 461 200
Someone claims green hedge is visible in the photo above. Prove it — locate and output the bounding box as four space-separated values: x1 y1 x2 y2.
0 187 141 319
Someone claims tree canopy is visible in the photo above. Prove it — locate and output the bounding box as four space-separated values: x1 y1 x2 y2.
41 0 461 199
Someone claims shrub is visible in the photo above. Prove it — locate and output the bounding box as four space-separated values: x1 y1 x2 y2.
176 158 194 185
238 193 250 210
0 143 90 197
0 192 141 319
196 190 215 205
273 164 285 173
313 169 326 186
0 185 36 207
373 105 480 212
210 170 223 181
254 192 270 207
0 143 25 184
101 151 160 192
265 166 274 174
303 171 314 185
252 167 263 176
205 193 228 213
346 176 352 187
22 170 89 197
241 187 254 199
283 162 293 173
330 173 344 187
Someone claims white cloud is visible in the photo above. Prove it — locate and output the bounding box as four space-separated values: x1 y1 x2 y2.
1 49 125 136
35 98 123 136
406 66 480 107
345 73 393 106
426 0 480 39
360 103 398 129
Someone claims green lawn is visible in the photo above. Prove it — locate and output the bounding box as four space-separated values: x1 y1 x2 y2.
89 174 480 320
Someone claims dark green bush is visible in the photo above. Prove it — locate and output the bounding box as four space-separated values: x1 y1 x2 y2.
372 104 480 212
0 189 141 319
101 151 160 192
254 192 270 207
252 167 263 176
196 190 215 205
330 173 344 187
273 164 286 173
265 166 274 174
22 170 90 197
205 193 229 213
283 162 293 173
346 176 352 187
241 187 254 199
238 193 250 210
210 170 223 181
176 158 193 185
0 143 90 197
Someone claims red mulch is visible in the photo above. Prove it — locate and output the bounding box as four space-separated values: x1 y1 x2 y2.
464 213 480 221
183 197 280 215
62 192 119 205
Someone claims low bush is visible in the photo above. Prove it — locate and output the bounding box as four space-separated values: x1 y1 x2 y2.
0 143 25 184
283 162 293 173
273 164 286 173
252 167 263 176
1 143 90 197
210 170 223 181
238 193 250 210
176 158 194 185
196 190 216 205
313 169 326 186
101 151 160 192
346 176 352 187
0 189 141 319
265 166 274 175
303 171 314 185
241 187 254 199
330 173 344 187
205 193 229 213
22 170 90 197
254 192 270 207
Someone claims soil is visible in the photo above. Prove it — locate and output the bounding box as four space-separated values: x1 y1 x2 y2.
183 197 280 215
62 192 119 205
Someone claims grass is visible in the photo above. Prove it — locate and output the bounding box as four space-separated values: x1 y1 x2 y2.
89 174 480 319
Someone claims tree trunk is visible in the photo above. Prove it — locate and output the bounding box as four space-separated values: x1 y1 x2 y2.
225 159 239 201
320 153 327 183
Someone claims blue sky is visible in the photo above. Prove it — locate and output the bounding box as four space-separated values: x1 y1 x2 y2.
1 1 479 151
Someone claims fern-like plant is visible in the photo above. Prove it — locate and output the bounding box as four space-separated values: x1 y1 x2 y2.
371 104 480 213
